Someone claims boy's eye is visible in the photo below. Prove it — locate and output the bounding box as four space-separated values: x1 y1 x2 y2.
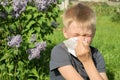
72 33 93 37
73 34 80 37
86 35 93 37
83 35 93 37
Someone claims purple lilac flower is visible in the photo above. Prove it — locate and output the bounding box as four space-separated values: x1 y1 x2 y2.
35 41 46 50
12 0 28 18
47 0 57 4
0 0 9 6
30 34 36 43
34 0 57 11
7 35 22 47
27 48 40 60
0 11 7 19
34 0 47 11
11 11 20 18
27 41 46 60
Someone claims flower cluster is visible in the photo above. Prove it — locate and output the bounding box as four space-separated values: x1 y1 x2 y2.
30 34 36 43
0 0 57 19
27 41 46 60
34 0 57 11
0 0 9 6
7 34 47 60
7 35 22 47
12 0 28 18
35 42 46 51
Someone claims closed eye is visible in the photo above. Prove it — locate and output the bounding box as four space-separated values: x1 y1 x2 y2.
72 33 81 37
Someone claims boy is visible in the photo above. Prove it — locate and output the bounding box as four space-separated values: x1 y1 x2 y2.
50 3 108 80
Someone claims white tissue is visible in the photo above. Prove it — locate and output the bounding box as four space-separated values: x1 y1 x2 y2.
63 37 78 57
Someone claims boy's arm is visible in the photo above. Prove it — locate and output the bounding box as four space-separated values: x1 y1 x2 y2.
58 58 108 80
58 65 84 80
82 57 108 80
100 73 108 80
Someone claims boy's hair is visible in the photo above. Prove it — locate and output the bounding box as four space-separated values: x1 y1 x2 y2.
62 3 96 32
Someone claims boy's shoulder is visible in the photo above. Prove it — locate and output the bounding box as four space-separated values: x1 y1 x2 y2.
90 46 98 53
52 42 67 50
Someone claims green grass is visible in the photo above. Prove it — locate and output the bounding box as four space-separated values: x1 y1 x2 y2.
92 16 120 80
46 15 120 80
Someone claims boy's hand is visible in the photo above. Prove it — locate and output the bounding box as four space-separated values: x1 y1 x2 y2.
75 38 92 63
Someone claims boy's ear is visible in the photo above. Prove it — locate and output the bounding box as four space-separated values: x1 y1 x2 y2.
62 27 68 38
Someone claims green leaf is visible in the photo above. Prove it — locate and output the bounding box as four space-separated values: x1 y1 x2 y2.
28 43 35 48
53 7 59 12
0 54 9 61
26 6 37 12
7 15 12 20
26 14 32 21
0 27 4 33
26 20 35 29
41 16 46 21
11 24 16 30
28 29 35 35
22 29 29 33
18 61 24 67
4 6 12 13
33 13 39 19
0 64 5 71
37 19 42 25
34 27 41 33
31 68 39 78
37 16 46 25
48 12 52 17
6 63 14 72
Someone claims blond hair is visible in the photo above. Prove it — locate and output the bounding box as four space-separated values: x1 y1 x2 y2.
62 3 96 33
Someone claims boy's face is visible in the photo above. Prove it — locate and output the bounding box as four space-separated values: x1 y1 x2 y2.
63 21 94 45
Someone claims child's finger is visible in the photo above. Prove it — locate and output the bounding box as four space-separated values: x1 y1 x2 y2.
82 38 89 46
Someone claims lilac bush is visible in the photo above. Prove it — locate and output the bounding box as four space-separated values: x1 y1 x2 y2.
0 0 60 79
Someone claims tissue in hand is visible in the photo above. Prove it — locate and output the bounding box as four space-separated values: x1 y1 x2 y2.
63 37 78 57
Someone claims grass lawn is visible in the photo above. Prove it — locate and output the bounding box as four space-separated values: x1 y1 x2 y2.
93 16 120 80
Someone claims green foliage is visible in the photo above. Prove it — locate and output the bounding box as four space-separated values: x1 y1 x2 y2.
92 2 115 16
111 8 120 22
0 1 60 80
91 2 120 22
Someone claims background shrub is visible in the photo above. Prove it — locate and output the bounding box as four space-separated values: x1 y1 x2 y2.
0 0 61 79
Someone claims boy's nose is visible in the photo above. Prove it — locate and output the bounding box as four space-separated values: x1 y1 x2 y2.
77 36 85 41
